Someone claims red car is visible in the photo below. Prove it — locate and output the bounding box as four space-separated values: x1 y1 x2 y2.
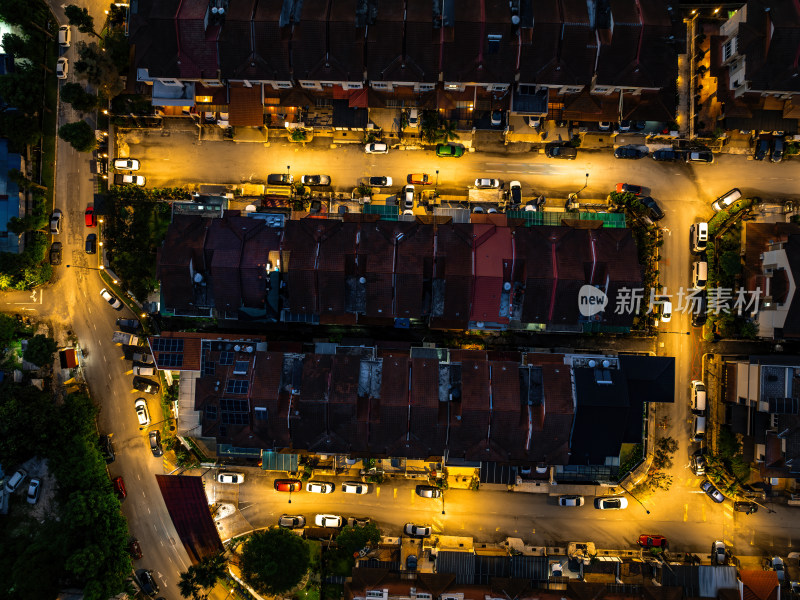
274 479 302 492
407 173 430 185
127 538 142 559
615 183 642 195
84 206 97 227
638 534 667 549
112 476 127 500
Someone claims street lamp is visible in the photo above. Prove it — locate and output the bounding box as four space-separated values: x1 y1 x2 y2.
577 172 589 196
441 492 445 515
623 485 650 515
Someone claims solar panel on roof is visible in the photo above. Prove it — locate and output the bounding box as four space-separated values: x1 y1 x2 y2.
159 353 184 367
219 351 234 365
225 380 249 394
152 338 184 352
220 398 248 412
203 361 216 376
221 412 249 425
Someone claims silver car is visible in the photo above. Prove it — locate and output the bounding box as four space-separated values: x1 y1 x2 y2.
314 514 343 528
306 481 334 494
404 523 431 538
279 515 306 528
341 481 369 494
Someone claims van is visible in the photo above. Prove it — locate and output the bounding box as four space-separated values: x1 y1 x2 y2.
691 380 707 413
692 260 708 288
692 415 706 442
58 25 71 48
711 188 742 212
133 365 155 376
690 222 708 253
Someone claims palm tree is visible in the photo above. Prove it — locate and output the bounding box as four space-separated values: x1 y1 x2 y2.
178 567 200 599
193 553 228 589
437 119 459 143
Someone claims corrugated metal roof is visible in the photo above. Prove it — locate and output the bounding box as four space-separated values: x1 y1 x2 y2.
437 550 475 584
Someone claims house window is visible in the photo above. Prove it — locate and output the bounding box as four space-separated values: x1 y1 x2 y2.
321 82 334 88
233 361 249 375
416 83 435 92
563 86 582 93
203 361 216 376
203 80 223 87
722 37 735 61
372 82 390 90
205 405 218 419
487 84 508 92
366 592 383 598
416 595 431 600
274 81 293 89
344 82 363 90
518 84 536 94
301 81 318 89
265 97 281 105
315 98 332 107
255 406 268 421
159 78 182 86
594 87 609 93
445 83 463 91
226 379 249 394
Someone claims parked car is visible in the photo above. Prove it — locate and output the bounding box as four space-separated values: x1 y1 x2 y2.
686 150 714 163
49 242 62 265
700 480 725 503
407 173 430 185
637 534 668 549
365 142 389 154
56 57 68 79
772 137 785 162
114 173 146 186
712 541 726 565
139 569 159 597
403 185 415 210
132 364 155 376
690 450 706 475
733 501 758 514
490 109 503 126
652 149 679 161
4 469 28 493
306 481 334 494
525 116 541 128
84 206 97 227
128 538 143 559
640 196 664 221
346 516 371 527
614 146 647 159
341 481 369 494
85 234 97 254
368 176 392 187
692 414 706 441
692 290 708 327
217 472 244 484
112 475 127 499
711 188 742 212
544 144 577 159
434 143 464 158
772 556 785 582
415 485 442 498
49 209 62 234
594 497 628 510
100 288 124 310
301 175 331 186
314 514 343 528
279 515 306 528
616 183 642 195
113 158 140 171
116 319 141 333
660 299 673 323
99 434 115 464
58 25 71 47
274 479 302 492
406 555 418 571
509 181 522 205
690 222 708 253
134 397 150 427
691 380 706 413
404 523 432 538
558 495 584 507
26 478 41 504
407 108 419 128
148 430 163 457
474 178 501 189
267 173 293 186
754 138 770 161
132 351 153 364
133 376 160 394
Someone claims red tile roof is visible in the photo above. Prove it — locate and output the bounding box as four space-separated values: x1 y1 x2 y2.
740 570 779 600
229 84 263 126
176 0 220 79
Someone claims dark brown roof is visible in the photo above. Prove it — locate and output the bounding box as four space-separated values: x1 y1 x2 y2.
157 215 212 312
229 84 263 126
130 0 181 79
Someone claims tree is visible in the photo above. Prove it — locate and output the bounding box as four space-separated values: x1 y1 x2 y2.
335 522 381 558
65 5 100 38
179 553 227 599
2 32 34 59
0 314 17 345
23 334 58 367
61 82 99 113
437 119 459 143
240 528 309 595
720 250 741 279
0 66 44 112
0 112 42 149
74 41 124 97
59 120 96 152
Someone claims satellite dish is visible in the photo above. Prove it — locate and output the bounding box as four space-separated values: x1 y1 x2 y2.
511 15 520 24
245 204 256 212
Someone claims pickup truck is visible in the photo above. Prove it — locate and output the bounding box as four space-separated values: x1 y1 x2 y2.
112 331 140 346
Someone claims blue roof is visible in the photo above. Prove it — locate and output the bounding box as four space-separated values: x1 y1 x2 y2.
0 138 23 253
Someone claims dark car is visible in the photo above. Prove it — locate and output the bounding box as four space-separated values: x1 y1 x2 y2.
690 449 706 475
116 318 141 333
692 291 708 327
112 475 127 500
138 570 159 597
639 196 664 221
754 138 770 161
772 137 785 163
733 501 758 514
148 430 163 457
614 146 647 159
267 173 293 186
686 150 714 163
279 515 306 528
99 434 115 464
616 183 642 195
133 376 160 394
406 555 418 571
509 181 521 204
128 538 143 559
368 176 392 187
544 144 577 159
415 484 442 498
85 233 97 254
652 149 679 161
49 242 62 265
301 175 331 186
274 479 302 492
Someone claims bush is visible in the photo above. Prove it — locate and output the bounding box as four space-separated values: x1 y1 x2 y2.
23 334 58 366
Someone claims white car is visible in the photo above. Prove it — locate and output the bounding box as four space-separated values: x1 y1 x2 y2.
314 514 343 528
119 174 146 186
594 497 628 510
134 397 150 427
113 158 140 171
56 57 68 79
525 116 541 128
26 478 41 504
474 178 501 189
217 472 244 484
100 288 124 310
365 143 388 154
598 122 611 131
404 523 431 538
558 495 584 507
341 481 369 494
58 25 71 48
712 541 726 565
4 469 27 493
404 185 415 209
306 481 334 494
661 300 673 323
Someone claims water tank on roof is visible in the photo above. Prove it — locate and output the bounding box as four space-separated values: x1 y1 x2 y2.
234 345 241 352
359 277 367 284
245 204 256 212
476 322 484 328
503 282 511 291
588 360 596 368
246 346 253 353
602 360 611 368
194 273 204 283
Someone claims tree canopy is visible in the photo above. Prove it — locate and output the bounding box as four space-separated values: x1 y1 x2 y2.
65 5 99 37
74 41 124 97
335 522 381 558
23 333 58 367
179 553 228 599
61 83 99 113
58 120 96 152
239 528 310 595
